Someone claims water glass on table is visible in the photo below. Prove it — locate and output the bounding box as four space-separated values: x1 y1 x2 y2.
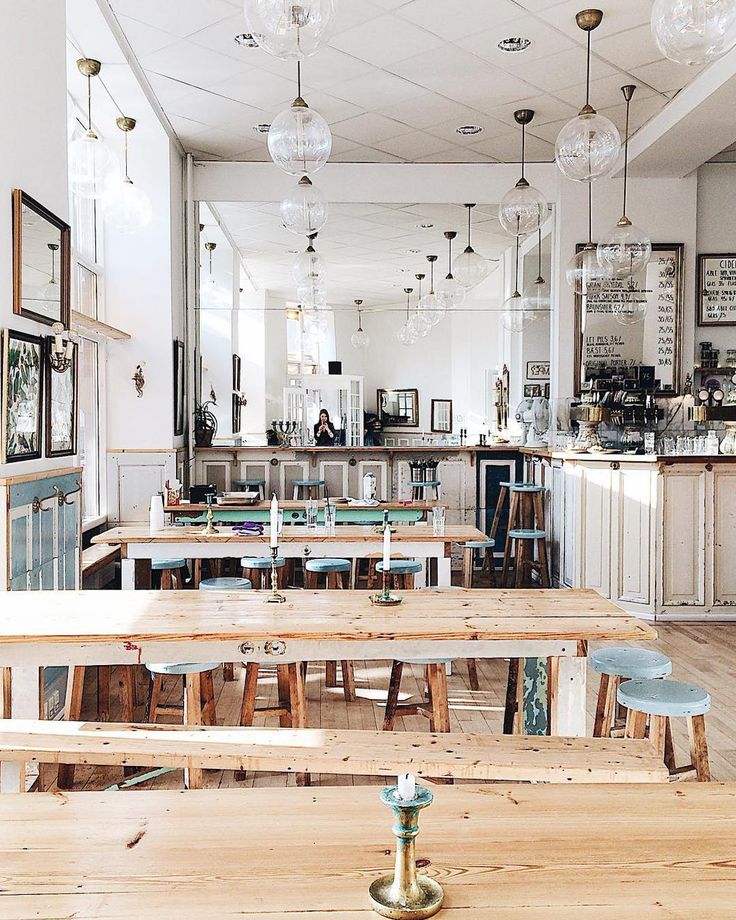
305 499 319 529
432 506 446 536
324 502 336 534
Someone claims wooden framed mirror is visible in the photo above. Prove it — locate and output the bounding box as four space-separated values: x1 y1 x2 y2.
431 399 453 433
12 189 71 327
377 388 419 428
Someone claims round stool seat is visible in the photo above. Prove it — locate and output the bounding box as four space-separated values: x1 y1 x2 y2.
293 479 324 487
407 480 440 487
617 678 711 718
400 658 452 665
464 539 496 549
509 483 545 493
507 528 546 540
199 577 252 591
151 558 185 571
233 478 265 487
241 556 286 569
499 481 517 488
377 559 422 575
305 557 351 574
146 662 220 676
591 647 672 680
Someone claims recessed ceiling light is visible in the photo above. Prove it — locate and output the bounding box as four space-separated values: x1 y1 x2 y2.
235 32 259 48
254 123 271 133
287 249 299 254
416 222 434 229
456 124 483 136
498 36 533 53
407 248 421 254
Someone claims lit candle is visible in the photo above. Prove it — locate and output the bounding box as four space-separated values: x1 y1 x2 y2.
397 773 415 801
270 493 279 548
383 523 391 569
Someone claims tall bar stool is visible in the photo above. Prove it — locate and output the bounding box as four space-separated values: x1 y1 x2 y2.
490 480 514 541
292 478 324 500
304 557 356 702
152 557 188 589
241 555 286 589
591 647 672 738
199 576 252 681
232 478 266 499
618 678 712 781
462 539 496 588
501 484 550 588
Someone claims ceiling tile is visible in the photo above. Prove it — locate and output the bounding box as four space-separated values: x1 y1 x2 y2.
295 47 375 88
422 115 506 145
470 131 554 162
534 0 654 41
205 68 298 109
328 70 427 109
372 130 454 159
594 23 662 71
396 0 520 41
331 145 403 162
332 111 413 144
114 14 178 56
331 14 444 67
415 146 496 163
186 13 259 62
458 14 577 68
110 0 236 38
485 94 579 129
556 73 659 110
511 45 615 93
270 90 364 124
141 39 250 85
144 71 199 106
381 93 487 131
630 57 701 93
168 86 266 129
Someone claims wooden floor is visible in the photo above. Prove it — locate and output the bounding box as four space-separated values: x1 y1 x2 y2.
36 619 736 792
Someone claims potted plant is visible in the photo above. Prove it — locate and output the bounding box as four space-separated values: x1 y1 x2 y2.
194 400 218 447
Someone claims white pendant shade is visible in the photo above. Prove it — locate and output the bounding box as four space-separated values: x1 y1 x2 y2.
280 177 328 235
555 111 621 182
268 100 332 176
651 0 736 64
69 130 119 200
243 0 336 59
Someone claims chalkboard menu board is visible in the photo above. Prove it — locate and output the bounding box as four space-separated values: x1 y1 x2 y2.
574 243 684 396
698 253 736 326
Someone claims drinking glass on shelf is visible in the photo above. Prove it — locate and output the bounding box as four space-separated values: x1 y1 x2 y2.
432 506 446 536
324 502 336 534
305 499 318 529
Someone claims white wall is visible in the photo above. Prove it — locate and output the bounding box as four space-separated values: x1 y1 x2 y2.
0 0 71 479
696 163 736 353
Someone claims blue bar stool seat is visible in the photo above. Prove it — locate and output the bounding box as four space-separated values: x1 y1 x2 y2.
151 558 187 589
241 555 286 590
462 538 496 589
292 478 325 500
376 558 423 590
591 647 672 738
199 577 252 591
618 677 712 781
304 557 355 702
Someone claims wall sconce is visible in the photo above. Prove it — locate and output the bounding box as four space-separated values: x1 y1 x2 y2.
234 391 248 408
49 323 78 373
132 363 145 397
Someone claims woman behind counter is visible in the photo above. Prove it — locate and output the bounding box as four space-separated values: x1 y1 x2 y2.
314 409 337 446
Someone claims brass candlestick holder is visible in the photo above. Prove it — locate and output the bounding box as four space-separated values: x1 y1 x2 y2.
201 497 219 535
266 545 286 604
369 784 443 919
370 568 402 607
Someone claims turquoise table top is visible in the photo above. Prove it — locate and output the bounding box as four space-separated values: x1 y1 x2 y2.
167 507 424 525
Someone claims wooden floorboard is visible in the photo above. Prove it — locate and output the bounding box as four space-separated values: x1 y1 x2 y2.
36 621 736 791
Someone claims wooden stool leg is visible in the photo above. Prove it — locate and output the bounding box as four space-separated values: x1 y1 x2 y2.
58 666 86 790
490 486 508 541
688 714 711 781
200 670 217 727
467 659 480 692
325 661 337 688
340 661 356 702
161 568 173 590
593 673 612 737
383 661 404 731
277 665 292 727
287 662 310 787
537 538 551 588
486 548 497 587
463 546 474 589
664 718 677 773
183 672 203 789
97 666 110 721
234 663 261 782
624 707 648 740
426 663 450 733
649 714 668 759
147 674 163 722
503 659 519 735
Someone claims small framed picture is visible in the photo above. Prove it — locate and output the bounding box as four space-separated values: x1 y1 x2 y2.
524 384 542 398
45 340 78 457
431 398 452 433
2 329 44 462
526 360 550 380
173 340 185 437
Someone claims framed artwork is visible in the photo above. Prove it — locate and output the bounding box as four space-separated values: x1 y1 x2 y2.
526 360 550 380
44 340 77 457
2 329 43 462
574 243 684 396
12 189 71 327
173 340 185 436
377 388 419 427
524 384 542 398
431 398 453 433
697 253 736 326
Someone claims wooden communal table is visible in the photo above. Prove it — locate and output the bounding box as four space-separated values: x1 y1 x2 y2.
1 783 734 918
93 524 488 589
166 499 434 524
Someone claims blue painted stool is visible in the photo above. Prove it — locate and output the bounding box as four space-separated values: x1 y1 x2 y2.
152 557 187 589
591 647 672 738
407 479 441 501
304 557 355 702
232 478 266 499
376 558 423 590
241 555 286 590
618 678 711 781
292 478 325 500
462 538 496 589
199 576 252 680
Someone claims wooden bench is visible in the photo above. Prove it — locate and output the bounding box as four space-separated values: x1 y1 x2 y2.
0 720 668 788
81 544 120 588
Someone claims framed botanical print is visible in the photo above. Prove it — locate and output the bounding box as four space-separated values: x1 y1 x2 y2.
44 340 78 457
431 398 453 433
12 189 71 327
173 340 185 436
2 329 44 462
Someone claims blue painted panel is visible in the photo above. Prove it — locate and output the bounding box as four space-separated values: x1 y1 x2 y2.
40 560 55 591
10 515 28 579
475 450 523 545
172 508 424 525
9 472 80 509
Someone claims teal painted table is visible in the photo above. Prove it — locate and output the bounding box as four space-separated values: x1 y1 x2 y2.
166 501 429 525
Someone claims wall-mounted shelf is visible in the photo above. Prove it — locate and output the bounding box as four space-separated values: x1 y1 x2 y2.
694 366 736 374
689 405 736 422
71 311 131 341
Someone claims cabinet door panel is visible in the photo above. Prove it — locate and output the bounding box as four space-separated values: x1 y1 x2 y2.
562 465 578 588
616 467 654 606
579 466 611 597
713 468 736 606
661 469 706 606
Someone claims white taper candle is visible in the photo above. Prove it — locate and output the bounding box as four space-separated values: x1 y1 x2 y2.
270 493 279 548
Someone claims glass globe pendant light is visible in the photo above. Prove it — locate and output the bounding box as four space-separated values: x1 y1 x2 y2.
521 226 552 315
200 241 231 309
105 117 153 234
613 273 649 325
418 254 445 326
454 203 490 287
597 86 652 277
566 184 613 295
292 232 327 286
350 299 369 349
38 244 61 305
411 273 432 337
397 287 419 346
499 111 548 236
651 0 736 65
280 175 328 235
555 10 621 182
68 59 119 200
436 231 466 310
268 62 332 176
501 232 538 333
243 0 337 60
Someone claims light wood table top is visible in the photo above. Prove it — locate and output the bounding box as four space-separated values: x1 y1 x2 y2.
0 588 655 646
2 783 733 917
92 523 487 545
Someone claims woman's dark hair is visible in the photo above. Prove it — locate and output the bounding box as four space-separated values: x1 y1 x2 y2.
319 409 330 423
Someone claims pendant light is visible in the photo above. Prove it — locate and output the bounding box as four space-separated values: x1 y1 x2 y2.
292 232 327 286
555 10 621 182
613 274 649 325
68 59 119 200
243 0 336 60
38 244 61 304
652 0 736 65
597 86 652 278
411 273 432 337
418 255 445 326
105 117 153 234
397 287 419 346
499 112 548 236
303 305 328 340
268 62 332 176
521 226 551 314
435 231 466 310
501 232 537 333
200 241 231 309
280 175 328 235
351 299 369 349
297 274 327 307
454 204 490 288
566 185 613 294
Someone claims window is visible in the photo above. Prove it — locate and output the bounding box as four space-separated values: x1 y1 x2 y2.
78 338 100 520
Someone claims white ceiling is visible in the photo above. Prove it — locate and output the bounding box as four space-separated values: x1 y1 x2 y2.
102 0 704 164
206 200 510 306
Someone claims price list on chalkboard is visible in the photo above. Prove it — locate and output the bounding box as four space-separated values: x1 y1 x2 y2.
656 253 677 376
698 254 736 326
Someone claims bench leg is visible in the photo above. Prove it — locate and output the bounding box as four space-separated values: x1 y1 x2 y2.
97 666 111 722
548 656 586 737
426 664 450 733
462 547 473 589
58 666 86 790
288 662 310 787
223 663 235 682
234 663 261 782
503 659 520 735
467 659 480 692
340 661 356 702
183 672 203 790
